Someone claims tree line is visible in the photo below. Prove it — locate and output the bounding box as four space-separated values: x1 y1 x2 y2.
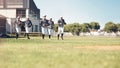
54 22 120 36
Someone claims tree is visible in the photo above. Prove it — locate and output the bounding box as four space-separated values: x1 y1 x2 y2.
64 24 71 32
90 22 100 30
116 23 120 32
69 23 81 36
81 23 90 33
104 22 118 33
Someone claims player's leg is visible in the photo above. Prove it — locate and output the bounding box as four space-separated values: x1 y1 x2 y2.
41 27 45 39
48 28 51 39
61 27 64 40
57 27 61 40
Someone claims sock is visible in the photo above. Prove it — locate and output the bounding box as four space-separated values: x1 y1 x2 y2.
16 33 19 39
57 34 59 40
42 34 45 39
61 34 63 40
27 33 30 39
49 35 51 39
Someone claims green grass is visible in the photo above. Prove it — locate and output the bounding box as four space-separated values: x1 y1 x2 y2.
0 36 120 68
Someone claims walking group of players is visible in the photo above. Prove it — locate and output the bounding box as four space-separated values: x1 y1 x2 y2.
14 15 66 40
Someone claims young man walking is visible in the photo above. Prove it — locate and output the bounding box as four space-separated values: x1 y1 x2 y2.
24 18 32 39
40 15 49 39
14 16 22 39
48 18 54 39
57 17 66 40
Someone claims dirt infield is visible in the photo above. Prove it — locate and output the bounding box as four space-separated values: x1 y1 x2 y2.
74 46 120 51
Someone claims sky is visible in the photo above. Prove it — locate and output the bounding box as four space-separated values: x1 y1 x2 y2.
34 0 120 28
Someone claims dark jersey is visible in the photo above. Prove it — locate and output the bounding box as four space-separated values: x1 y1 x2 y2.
40 19 49 27
58 19 66 27
25 20 32 27
48 21 54 29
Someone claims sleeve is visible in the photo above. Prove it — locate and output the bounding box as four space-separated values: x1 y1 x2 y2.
40 20 43 26
58 20 61 23
30 20 32 25
63 19 66 25
53 21 54 26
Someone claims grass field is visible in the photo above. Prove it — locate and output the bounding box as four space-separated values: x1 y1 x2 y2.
0 36 120 68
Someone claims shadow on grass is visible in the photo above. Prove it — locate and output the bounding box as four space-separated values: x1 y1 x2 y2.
0 33 15 38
